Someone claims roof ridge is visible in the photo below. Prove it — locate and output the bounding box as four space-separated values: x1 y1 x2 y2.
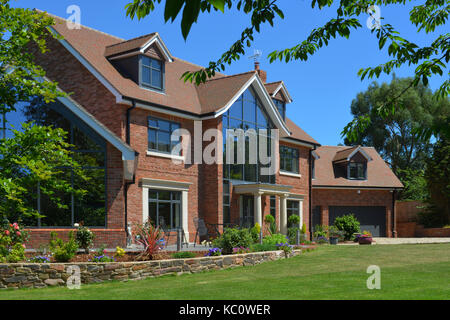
105 33 157 49
203 70 256 83
36 9 125 41
265 81 283 85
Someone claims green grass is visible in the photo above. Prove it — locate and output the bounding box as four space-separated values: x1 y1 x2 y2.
1 244 449 300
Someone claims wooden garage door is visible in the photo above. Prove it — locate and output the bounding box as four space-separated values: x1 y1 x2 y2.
329 206 386 237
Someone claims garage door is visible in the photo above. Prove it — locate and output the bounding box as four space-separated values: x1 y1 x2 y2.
329 206 386 237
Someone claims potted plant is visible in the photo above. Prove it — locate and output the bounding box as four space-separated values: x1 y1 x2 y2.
358 231 373 245
328 226 343 245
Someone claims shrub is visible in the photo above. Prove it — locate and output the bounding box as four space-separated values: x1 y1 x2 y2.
75 224 95 254
134 222 165 259
328 226 345 240
276 242 293 257
287 227 301 244
288 214 300 227
49 231 79 262
172 251 197 259
251 243 277 252
6 243 26 263
0 220 29 263
250 223 261 243
263 233 288 245
95 244 107 257
313 225 329 239
212 227 253 254
264 215 277 235
334 214 360 241
417 207 448 228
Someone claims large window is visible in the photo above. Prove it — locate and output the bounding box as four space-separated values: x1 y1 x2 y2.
223 181 231 225
280 146 299 174
148 189 181 230
272 99 286 120
222 87 275 183
0 98 107 227
287 200 300 222
141 56 163 91
348 162 366 180
148 116 181 154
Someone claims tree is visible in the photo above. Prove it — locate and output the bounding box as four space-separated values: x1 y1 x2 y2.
343 76 449 200
124 0 450 140
0 1 61 115
422 137 449 226
0 123 88 221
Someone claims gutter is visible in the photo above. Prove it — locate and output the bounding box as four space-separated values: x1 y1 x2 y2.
309 146 316 241
392 190 396 238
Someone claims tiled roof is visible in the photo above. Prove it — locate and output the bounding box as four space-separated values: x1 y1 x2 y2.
333 146 359 162
41 11 318 145
313 146 403 188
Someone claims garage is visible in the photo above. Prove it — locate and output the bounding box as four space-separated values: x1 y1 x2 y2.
329 206 387 237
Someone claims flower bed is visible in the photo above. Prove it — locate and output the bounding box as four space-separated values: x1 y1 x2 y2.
0 246 315 289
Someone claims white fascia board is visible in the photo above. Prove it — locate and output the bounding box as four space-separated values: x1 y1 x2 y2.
214 75 291 137
272 82 293 103
48 26 125 104
140 35 173 62
348 146 372 161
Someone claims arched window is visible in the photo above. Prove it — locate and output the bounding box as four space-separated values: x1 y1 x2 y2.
1 98 107 227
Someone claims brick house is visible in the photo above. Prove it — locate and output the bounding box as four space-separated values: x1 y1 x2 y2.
5 13 401 248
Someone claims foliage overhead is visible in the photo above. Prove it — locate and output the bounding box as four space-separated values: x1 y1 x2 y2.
0 1 62 114
125 0 449 140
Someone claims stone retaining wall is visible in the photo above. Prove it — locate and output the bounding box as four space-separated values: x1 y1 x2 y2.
0 249 304 289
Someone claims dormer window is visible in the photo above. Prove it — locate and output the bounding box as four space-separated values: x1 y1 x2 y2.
141 56 164 91
348 162 366 180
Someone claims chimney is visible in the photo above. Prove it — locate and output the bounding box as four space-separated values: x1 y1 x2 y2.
254 61 267 83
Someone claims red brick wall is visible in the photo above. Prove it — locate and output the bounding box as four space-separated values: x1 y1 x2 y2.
278 142 311 237
312 189 394 237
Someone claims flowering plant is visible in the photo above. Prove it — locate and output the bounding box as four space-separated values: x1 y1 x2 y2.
90 255 115 263
75 223 95 254
205 248 222 257
115 246 126 258
232 246 251 254
0 220 29 262
29 255 51 263
276 242 293 257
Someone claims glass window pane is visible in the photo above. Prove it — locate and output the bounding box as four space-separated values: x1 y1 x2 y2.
73 151 105 168
158 120 170 132
142 56 151 67
148 128 157 150
243 99 256 123
142 66 151 84
151 59 162 70
158 191 170 201
74 169 106 226
39 171 72 227
149 202 157 226
73 126 103 151
149 190 158 199
229 99 242 119
158 202 171 228
148 118 158 128
151 69 162 89
172 203 181 229
157 131 171 152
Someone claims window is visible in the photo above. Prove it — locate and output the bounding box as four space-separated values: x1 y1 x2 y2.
223 181 231 225
148 117 181 154
348 162 366 180
287 200 300 223
270 196 276 217
1 98 107 227
280 146 299 174
222 87 275 183
141 56 163 90
148 189 181 230
272 99 286 120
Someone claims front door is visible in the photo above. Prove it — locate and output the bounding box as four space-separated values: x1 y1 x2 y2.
241 195 254 228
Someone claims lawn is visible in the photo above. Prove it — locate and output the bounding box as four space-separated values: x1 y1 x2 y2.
0 244 449 300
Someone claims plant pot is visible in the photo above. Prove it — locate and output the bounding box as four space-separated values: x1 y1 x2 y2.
329 237 339 245
358 237 373 245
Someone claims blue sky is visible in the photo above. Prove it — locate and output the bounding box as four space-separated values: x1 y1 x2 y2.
11 0 447 145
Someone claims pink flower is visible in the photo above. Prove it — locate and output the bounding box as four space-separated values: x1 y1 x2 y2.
13 223 19 230
4 230 9 236
22 244 26 249
16 231 21 236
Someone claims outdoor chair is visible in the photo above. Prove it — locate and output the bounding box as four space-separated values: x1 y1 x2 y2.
158 217 172 244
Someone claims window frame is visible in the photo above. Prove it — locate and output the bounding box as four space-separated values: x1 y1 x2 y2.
272 98 286 120
280 145 299 174
347 162 367 180
147 116 181 155
148 189 182 230
140 56 164 91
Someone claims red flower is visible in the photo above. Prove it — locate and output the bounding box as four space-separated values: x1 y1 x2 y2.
16 231 21 236
4 230 9 236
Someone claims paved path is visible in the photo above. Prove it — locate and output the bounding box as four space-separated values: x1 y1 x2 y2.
373 237 450 245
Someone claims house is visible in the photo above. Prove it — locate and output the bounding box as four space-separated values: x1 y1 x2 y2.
9 12 401 248
312 146 403 237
